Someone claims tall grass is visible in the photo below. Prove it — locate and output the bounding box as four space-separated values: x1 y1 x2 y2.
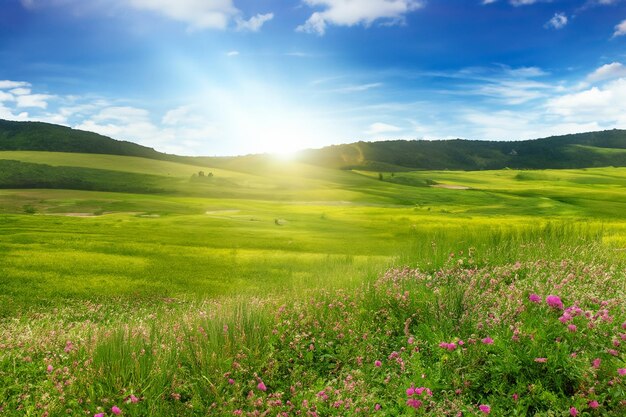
3 224 626 416
398 221 610 271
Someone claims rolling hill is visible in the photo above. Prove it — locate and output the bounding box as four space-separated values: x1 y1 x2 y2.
2 119 626 171
295 130 626 171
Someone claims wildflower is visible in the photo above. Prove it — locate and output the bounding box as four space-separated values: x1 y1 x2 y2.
608 349 619 356
479 404 491 414
569 407 578 416
618 368 626 376
374 360 382 367
534 358 547 363
408 337 415 344
94 414 104 417
481 337 494 345
228 379 235 385
512 393 519 402
46 365 53 373
567 324 577 332
546 295 564 309
588 400 599 409
129 395 139 403
257 381 267 392
406 387 415 396
375 404 381 411
111 406 122 415
406 399 423 409
592 358 601 369
529 294 541 303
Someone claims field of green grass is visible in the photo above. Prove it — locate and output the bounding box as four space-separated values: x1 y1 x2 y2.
1 151 626 416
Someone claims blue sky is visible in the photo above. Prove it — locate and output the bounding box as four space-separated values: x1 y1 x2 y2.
1 0 626 155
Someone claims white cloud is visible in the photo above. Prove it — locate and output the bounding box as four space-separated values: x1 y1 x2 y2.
365 122 402 136
15 94 53 109
226 50 240 57
10 87 32 96
545 12 568 30
510 0 540 5
334 83 383 93
236 12 273 32
127 0 237 30
162 105 204 126
75 105 167 146
614 19 626 37
587 62 626 82
123 0 273 32
0 103 29 121
440 65 554 105
297 0 424 36
546 78 626 127
0 91 14 102
0 80 30 89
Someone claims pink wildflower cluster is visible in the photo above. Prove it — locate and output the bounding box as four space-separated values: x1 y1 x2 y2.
546 295 564 310
405 385 433 410
439 341 458 351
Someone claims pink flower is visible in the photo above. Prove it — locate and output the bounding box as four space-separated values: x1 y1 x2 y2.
546 295 564 309
529 294 541 303
374 360 382 367
129 395 139 404
481 337 494 345
588 400 599 409
94 414 105 417
512 393 519 402
534 357 548 363
228 378 235 385
111 406 122 415
608 349 619 356
567 324 577 332
375 404 381 411
592 358 601 369
46 365 53 373
406 387 415 396
618 368 626 376
406 399 423 409
569 407 578 416
479 404 491 414
257 381 267 392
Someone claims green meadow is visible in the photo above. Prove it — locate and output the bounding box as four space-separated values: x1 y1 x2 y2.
1 150 626 415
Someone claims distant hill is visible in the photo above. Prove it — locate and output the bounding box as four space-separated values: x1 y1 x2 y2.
0 119 221 168
295 130 626 171
0 119 168 159
2 119 626 171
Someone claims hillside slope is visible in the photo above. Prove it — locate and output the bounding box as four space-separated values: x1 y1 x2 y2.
2 119 626 171
295 130 626 171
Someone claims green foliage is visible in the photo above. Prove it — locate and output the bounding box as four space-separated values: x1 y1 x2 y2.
297 129 626 171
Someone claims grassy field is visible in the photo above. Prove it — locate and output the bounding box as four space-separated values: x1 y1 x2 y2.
1 151 626 415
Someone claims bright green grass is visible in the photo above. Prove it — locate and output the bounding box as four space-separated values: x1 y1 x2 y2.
2 153 626 416
0 154 625 317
